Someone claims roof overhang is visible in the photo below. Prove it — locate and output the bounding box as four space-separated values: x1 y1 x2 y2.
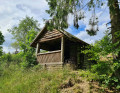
30 24 89 48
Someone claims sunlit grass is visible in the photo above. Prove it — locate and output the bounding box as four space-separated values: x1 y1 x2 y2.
0 64 100 93
0 64 72 93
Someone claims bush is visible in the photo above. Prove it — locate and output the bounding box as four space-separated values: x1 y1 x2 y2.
19 50 37 69
0 52 23 66
91 61 112 75
0 51 37 69
12 52 23 64
0 53 13 66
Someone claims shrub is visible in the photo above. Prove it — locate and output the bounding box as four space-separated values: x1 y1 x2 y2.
91 61 112 75
0 52 23 66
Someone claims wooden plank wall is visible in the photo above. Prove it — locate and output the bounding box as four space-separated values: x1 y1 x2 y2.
69 42 77 64
39 29 63 42
64 40 78 69
37 50 61 63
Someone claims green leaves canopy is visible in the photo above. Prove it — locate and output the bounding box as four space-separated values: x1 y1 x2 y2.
83 31 112 61
8 16 40 67
19 28 38 68
46 0 104 35
8 16 40 50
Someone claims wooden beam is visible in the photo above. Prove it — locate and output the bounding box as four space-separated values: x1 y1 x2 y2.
40 62 63 65
36 43 40 56
39 35 62 42
61 37 65 63
37 50 61 55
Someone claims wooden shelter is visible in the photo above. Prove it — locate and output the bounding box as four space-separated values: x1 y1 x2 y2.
30 25 90 69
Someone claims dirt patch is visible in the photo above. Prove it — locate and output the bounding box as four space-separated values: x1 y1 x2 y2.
60 76 90 93
89 81 116 93
59 78 75 89
59 71 116 93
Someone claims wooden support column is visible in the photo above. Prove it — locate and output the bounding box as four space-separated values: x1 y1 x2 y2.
36 43 40 56
61 37 64 63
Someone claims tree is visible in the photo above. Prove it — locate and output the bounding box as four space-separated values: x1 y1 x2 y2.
0 31 5 56
46 0 120 58
20 28 38 68
8 16 40 51
82 31 120 89
20 28 37 53
11 42 20 51
83 31 112 61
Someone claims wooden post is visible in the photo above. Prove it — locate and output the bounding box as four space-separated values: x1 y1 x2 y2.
36 43 40 56
61 37 64 63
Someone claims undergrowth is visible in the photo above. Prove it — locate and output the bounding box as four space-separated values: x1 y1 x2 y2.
0 63 118 93
0 64 73 93
0 63 102 93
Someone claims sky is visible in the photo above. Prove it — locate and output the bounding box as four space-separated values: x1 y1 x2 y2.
0 0 110 53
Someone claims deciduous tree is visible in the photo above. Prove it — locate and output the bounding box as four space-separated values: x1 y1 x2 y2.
8 16 40 51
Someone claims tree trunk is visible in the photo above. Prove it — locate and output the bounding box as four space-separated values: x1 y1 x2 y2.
109 0 120 58
108 0 120 80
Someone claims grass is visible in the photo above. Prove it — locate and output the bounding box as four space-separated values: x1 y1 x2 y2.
0 64 73 93
0 64 114 93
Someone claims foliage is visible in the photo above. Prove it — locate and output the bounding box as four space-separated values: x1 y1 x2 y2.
0 31 5 57
0 31 4 45
83 31 112 61
19 28 37 52
7 16 40 68
11 42 20 51
82 31 120 90
78 69 99 81
8 16 40 51
91 61 112 75
0 52 23 66
0 28 37 68
46 0 119 35
19 28 38 68
1 53 12 66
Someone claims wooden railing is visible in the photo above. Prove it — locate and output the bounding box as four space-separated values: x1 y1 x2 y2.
37 50 61 63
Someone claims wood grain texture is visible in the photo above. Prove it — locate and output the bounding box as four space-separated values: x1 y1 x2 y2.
61 37 64 63
37 50 61 55
36 43 40 56
39 29 63 42
37 50 61 63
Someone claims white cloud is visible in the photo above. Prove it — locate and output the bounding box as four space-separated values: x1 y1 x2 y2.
0 0 49 53
68 14 74 26
74 2 110 44
2 45 15 53
76 23 108 44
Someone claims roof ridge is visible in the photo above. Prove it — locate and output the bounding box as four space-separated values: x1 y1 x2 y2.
30 24 89 47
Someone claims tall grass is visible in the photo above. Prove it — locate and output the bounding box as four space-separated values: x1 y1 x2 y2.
0 64 72 93
1 63 107 93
